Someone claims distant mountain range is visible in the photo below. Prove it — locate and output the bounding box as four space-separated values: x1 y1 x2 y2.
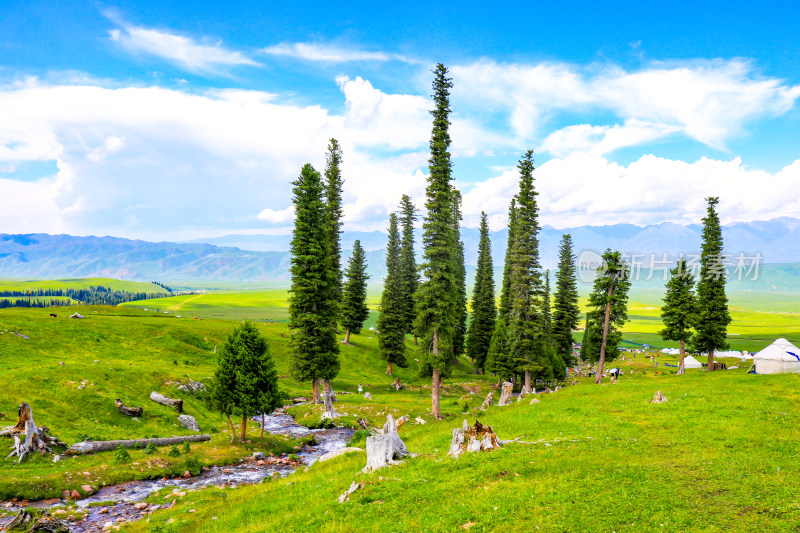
1 217 798 288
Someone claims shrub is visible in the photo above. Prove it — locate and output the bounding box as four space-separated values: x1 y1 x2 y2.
184 456 201 475
347 429 370 448
143 442 157 455
114 445 131 463
182 441 191 454
168 445 181 457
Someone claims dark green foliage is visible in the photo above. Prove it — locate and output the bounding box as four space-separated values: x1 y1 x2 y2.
553 234 580 365
452 189 468 359
508 150 549 383
486 317 515 381
288 164 340 383
692 197 732 355
377 214 408 369
543 270 552 337
466 212 496 372
660 258 697 344
324 139 345 303
581 250 631 363
398 194 419 335
143 442 156 455
208 321 282 424
114 444 131 463
182 441 191 454
168 444 181 457
414 63 458 375
341 240 370 336
498 199 517 323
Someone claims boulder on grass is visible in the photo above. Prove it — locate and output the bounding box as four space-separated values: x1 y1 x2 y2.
177 415 200 432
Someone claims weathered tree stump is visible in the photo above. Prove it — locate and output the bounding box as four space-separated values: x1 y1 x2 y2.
362 414 408 472
8 509 70 532
649 391 668 404
149 391 183 412
447 419 502 459
1 402 68 462
115 398 143 417
480 392 494 410
529 397 541 405
517 385 532 403
391 378 405 391
337 481 364 503
394 415 410 430
322 379 336 419
65 434 209 455
497 382 513 406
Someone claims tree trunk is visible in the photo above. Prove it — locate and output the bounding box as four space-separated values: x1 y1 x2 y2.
312 379 321 404
386 361 393 376
707 348 715 372
66 434 209 455
149 391 183 412
414 335 418 346
225 413 235 435
677 338 686 375
115 399 143 417
594 272 616 385
241 414 247 442
261 413 265 437
431 368 441 419
524 370 532 391
343 329 351 344
322 379 335 419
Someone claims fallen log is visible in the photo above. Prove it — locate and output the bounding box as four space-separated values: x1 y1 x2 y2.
149 391 183 412
2 402 68 463
115 398 143 417
65 434 210 455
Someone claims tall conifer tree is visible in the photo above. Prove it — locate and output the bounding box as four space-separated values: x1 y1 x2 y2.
452 188 468 361
487 198 517 380
553 234 580 365
508 150 547 390
340 240 370 344
398 195 419 343
466 212 496 374
288 163 340 410
378 214 407 375
414 63 458 419
692 197 731 370
660 258 696 375
498 199 517 322
324 139 344 304
543 270 552 337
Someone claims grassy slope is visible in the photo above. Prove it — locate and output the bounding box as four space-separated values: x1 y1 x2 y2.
0 278 171 294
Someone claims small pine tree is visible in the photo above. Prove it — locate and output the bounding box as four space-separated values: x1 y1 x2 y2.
553 234 580 365
288 163 340 407
583 250 631 384
498 198 517 323
466 212 496 374
398 195 419 341
692 197 731 370
660 258 697 375
486 317 514 381
208 321 281 442
340 240 370 344
377 214 408 375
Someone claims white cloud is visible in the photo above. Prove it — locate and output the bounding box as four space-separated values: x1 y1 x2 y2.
108 24 259 73
257 206 295 223
541 119 680 157
87 136 126 162
463 153 800 230
262 42 394 63
452 59 800 150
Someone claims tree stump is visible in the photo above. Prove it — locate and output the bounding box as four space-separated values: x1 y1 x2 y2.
479 392 494 411
1 402 68 462
362 414 408 472
322 379 336 419
497 382 513 406
391 378 405 391
649 391 668 404
8 509 70 532
517 385 531 403
149 391 183 412
395 415 410 430
447 419 502 459
115 399 143 417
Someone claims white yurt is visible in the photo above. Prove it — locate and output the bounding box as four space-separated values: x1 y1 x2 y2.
752 338 800 374
683 355 703 369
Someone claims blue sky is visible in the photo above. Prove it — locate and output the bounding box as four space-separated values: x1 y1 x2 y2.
1 1 799 240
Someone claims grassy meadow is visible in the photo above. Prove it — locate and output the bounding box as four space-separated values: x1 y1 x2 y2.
2 282 800 531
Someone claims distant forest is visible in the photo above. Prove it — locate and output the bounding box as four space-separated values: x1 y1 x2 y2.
0 285 174 309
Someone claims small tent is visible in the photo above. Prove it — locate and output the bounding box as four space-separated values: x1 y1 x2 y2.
683 355 703 369
753 338 800 374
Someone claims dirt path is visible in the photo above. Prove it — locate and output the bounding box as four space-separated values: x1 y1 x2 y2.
168 293 205 311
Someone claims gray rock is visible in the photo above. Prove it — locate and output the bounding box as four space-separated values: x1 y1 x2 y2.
252 452 265 460
177 414 200 432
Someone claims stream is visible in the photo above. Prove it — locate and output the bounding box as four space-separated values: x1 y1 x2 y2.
0 410 353 532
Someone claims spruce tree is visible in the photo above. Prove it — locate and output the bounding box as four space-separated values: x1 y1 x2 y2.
692 197 731 370
452 188 468 362
498 198 518 322
583 249 631 384
340 240 370 345
486 317 515 381
209 321 281 442
377 213 408 375
414 63 458 419
398 194 419 343
553 234 580 365
288 163 340 410
543 270 552 337
487 198 517 381
466 212 496 374
324 139 344 304
508 149 547 390
660 258 697 374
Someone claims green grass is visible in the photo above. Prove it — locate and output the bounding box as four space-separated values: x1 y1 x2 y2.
0 278 171 294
